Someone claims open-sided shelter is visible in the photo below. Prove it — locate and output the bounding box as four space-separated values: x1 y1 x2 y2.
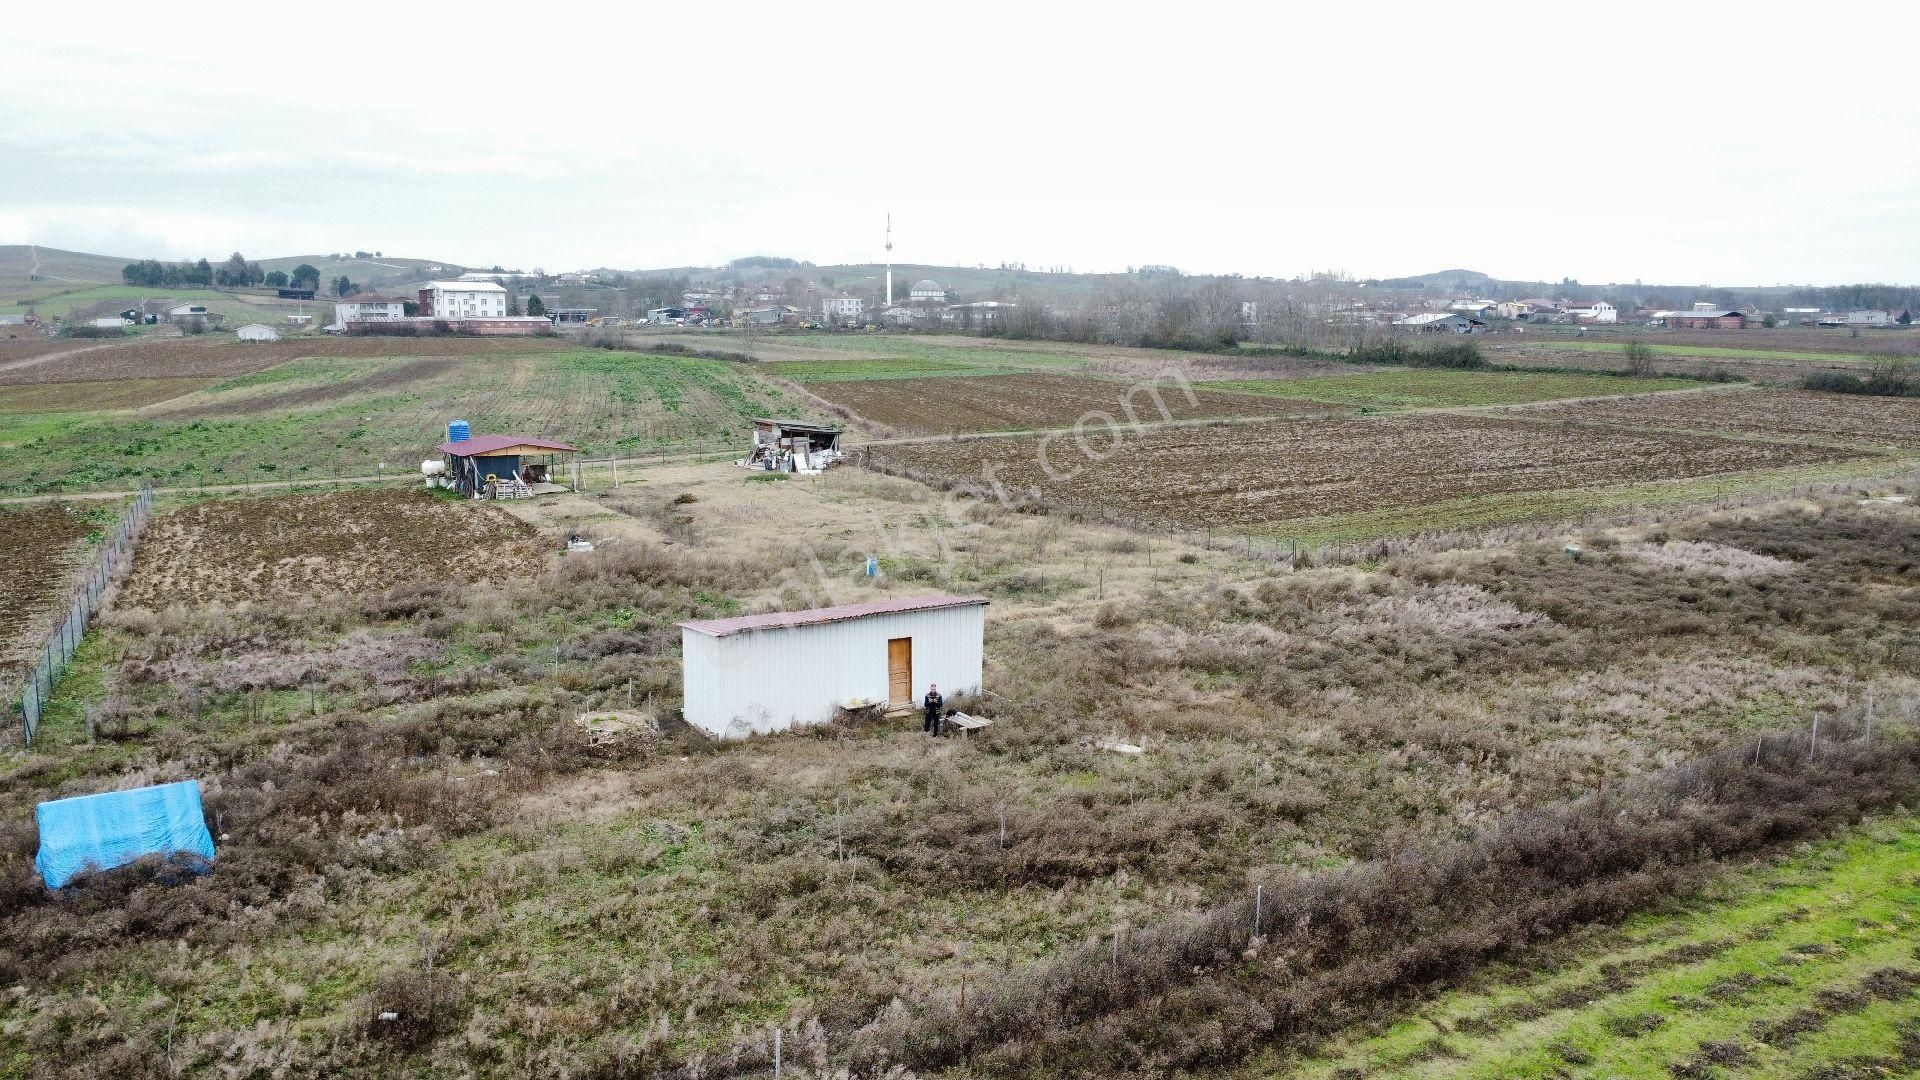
678 594 987 739
439 433 578 498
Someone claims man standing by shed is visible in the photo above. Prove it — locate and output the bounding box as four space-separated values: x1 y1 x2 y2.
923 683 944 736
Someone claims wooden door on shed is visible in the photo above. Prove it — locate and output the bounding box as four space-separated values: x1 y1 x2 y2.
887 637 912 707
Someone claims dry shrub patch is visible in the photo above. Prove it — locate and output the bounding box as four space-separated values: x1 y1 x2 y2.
1 491 1918 1075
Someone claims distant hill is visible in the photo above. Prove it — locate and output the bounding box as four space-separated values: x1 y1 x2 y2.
0 245 131 290
1369 268 1510 294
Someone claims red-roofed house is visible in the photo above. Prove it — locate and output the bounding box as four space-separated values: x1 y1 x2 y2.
679 594 988 738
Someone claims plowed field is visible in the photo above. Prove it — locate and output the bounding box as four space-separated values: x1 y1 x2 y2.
871 414 1861 530
807 372 1340 434
1518 388 1920 449
0 504 95 683
120 490 547 606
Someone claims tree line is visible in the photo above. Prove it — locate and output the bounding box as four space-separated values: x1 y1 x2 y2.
121 254 322 292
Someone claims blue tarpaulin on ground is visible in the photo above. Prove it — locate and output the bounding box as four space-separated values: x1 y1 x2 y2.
34 780 216 890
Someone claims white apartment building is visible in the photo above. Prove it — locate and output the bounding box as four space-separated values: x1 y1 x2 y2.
424 281 509 320
821 295 865 322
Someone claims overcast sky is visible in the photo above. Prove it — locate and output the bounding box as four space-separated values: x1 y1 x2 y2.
3 2 1914 285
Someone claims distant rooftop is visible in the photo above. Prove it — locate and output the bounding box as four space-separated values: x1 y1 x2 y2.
438 434 578 456
426 280 506 293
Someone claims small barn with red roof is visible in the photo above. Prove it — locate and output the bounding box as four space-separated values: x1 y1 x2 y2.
438 432 578 498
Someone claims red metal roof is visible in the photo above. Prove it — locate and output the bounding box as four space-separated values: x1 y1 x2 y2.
438 434 578 455
678 594 989 637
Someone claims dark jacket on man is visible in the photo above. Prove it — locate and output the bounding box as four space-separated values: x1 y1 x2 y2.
922 689 945 734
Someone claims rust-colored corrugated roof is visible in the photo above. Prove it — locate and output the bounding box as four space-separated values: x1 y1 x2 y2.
679 594 989 637
438 434 578 455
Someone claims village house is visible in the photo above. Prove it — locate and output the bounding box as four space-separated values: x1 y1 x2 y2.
332 293 408 328
821 295 865 324
1568 300 1618 324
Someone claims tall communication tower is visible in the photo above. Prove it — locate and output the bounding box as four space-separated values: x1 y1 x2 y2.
885 214 893 307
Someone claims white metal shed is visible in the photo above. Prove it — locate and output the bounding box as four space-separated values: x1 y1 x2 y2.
678 594 988 739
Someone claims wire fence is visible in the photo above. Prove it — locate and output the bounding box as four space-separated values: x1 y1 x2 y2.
14 481 153 747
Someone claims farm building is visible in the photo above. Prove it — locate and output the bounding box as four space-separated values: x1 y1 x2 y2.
1394 312 1487 334
678 594 988 739
741 418 844 474
234 323 280 342
167 304 219 329
1651 309 1746 329
436 431 578 498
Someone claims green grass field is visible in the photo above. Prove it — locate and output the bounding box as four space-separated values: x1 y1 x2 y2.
1530 340 1878 364
3 349 811 492
771 346 1085 382
1281 814 1920 1079
1209 369 1703 409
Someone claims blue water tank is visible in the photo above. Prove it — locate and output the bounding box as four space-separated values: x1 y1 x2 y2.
447 420 471 444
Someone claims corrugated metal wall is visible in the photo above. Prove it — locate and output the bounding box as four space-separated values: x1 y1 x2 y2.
681 606 985 739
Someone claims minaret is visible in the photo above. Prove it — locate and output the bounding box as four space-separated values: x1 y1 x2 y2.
885 213 893 307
